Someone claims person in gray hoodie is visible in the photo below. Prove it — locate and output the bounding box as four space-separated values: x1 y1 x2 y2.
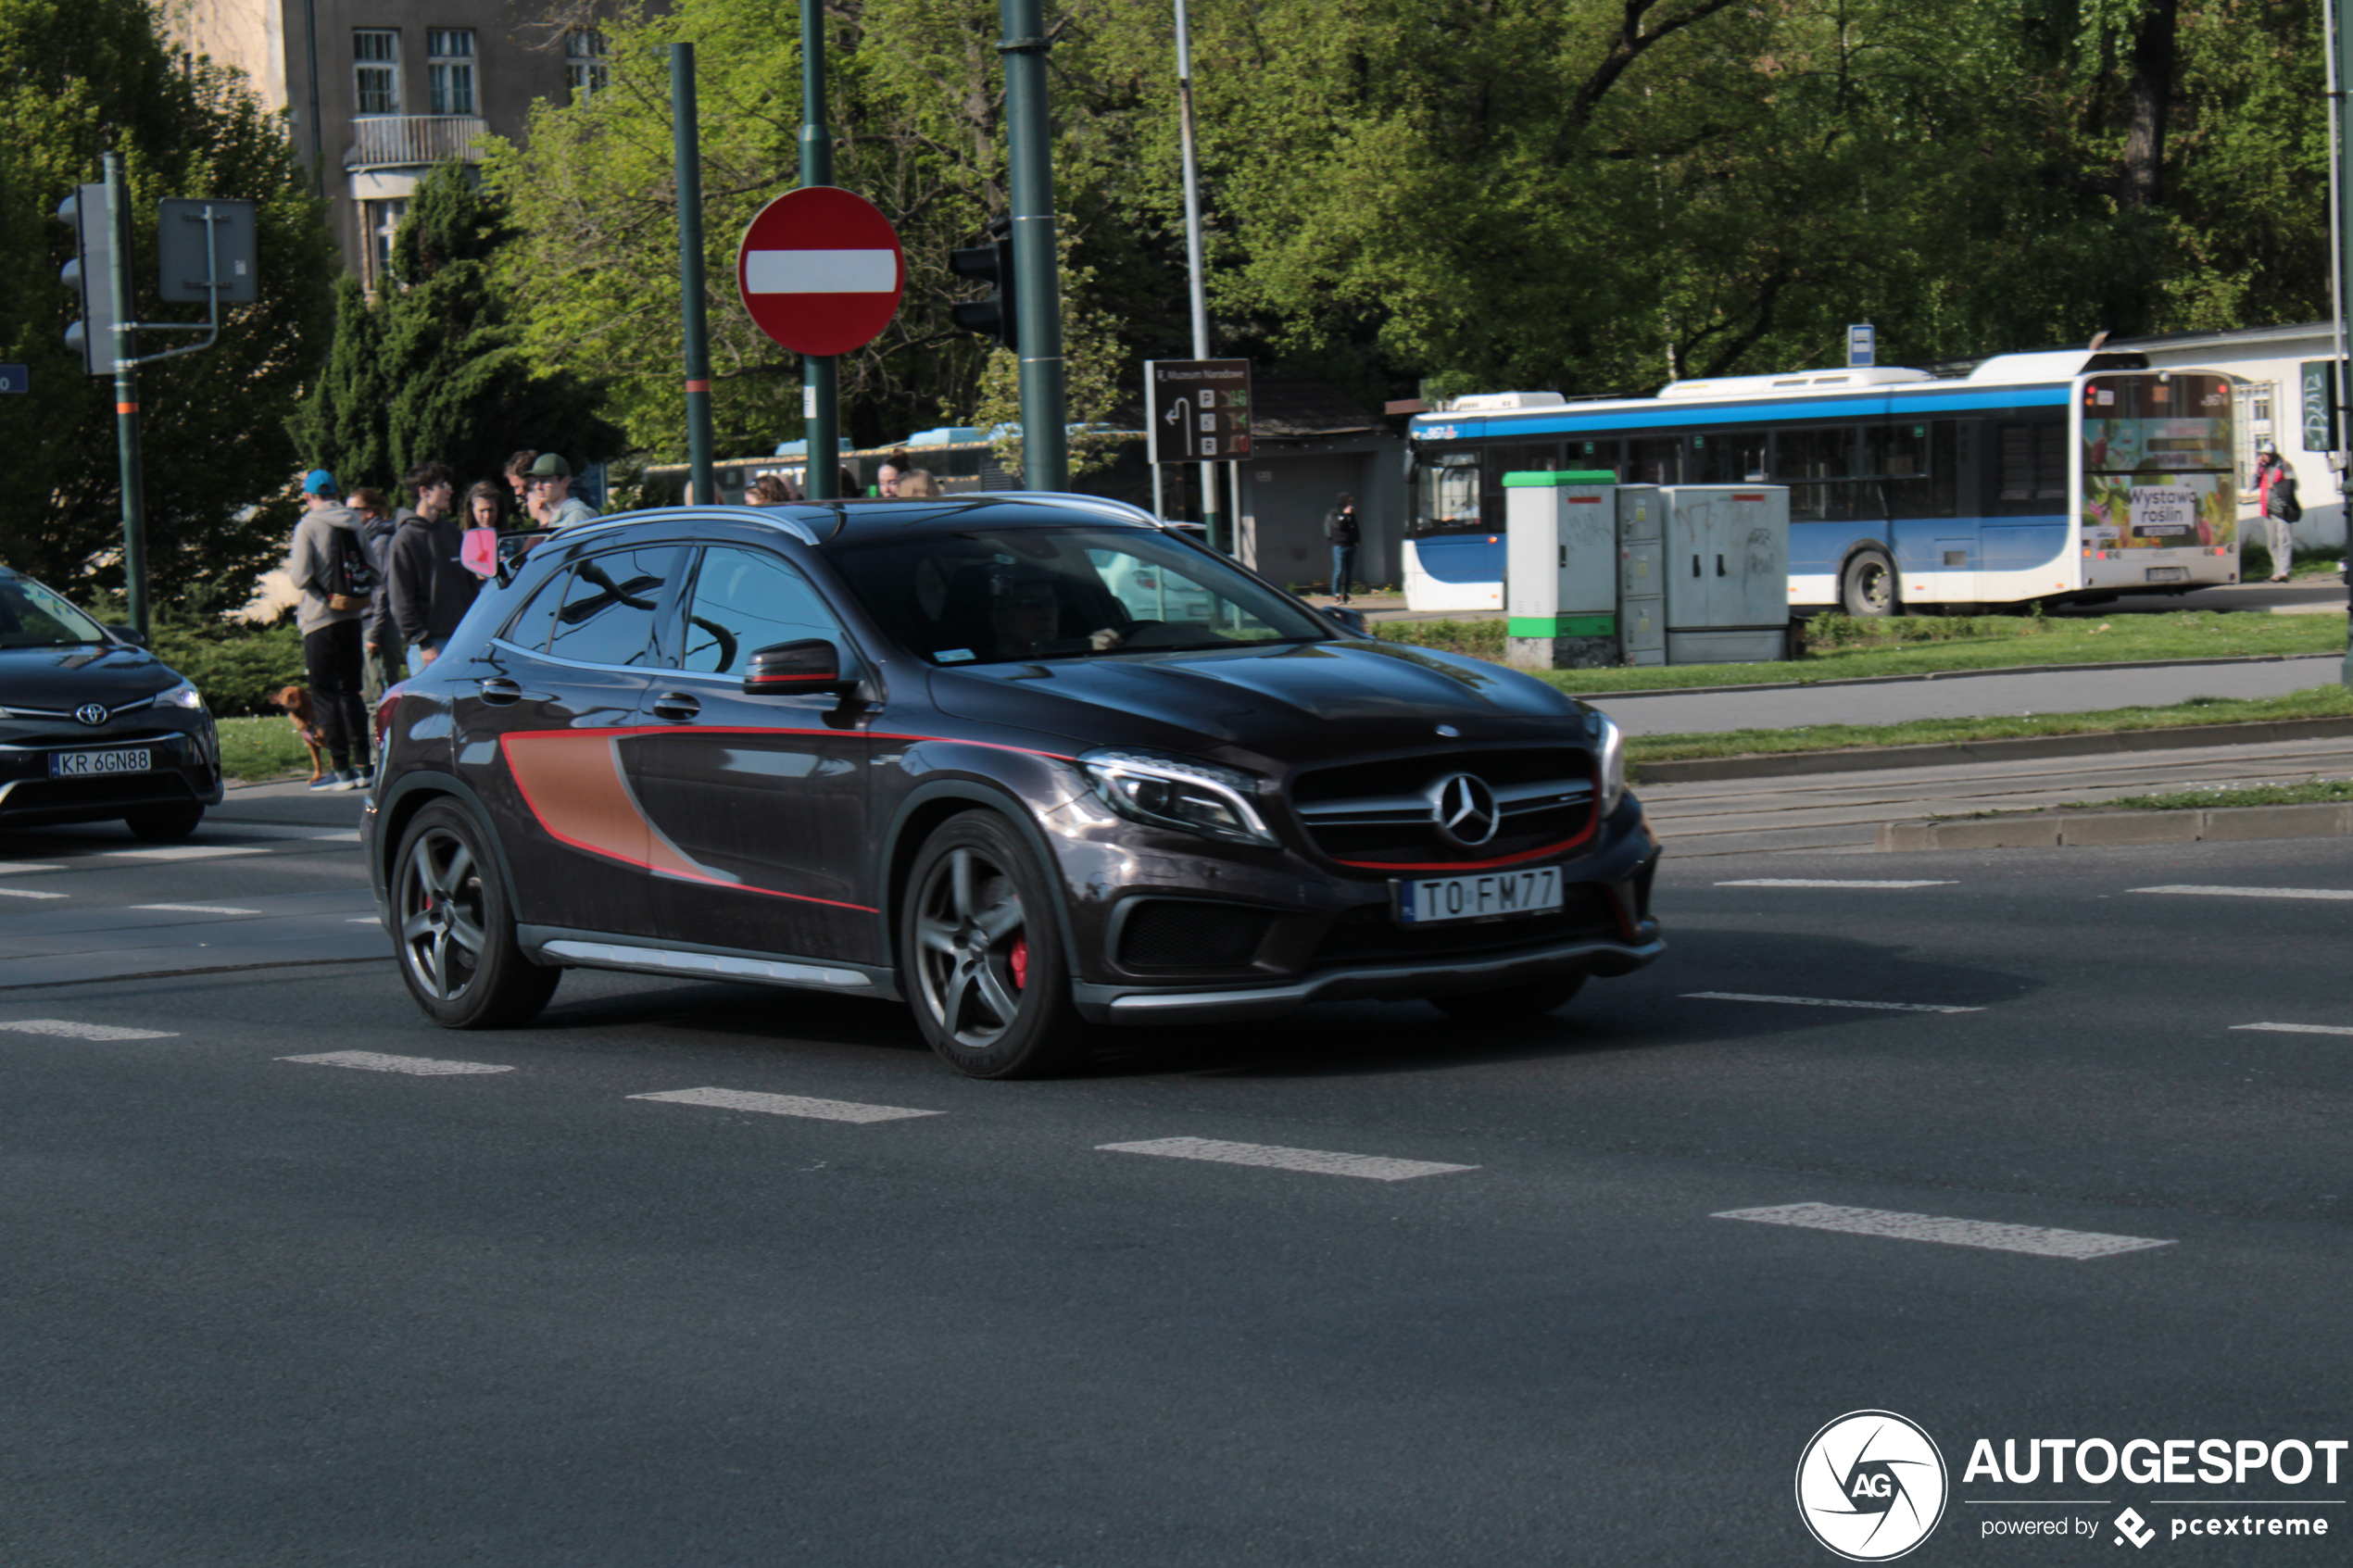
386 460 479 673
348 487 401 709
285 469 372 791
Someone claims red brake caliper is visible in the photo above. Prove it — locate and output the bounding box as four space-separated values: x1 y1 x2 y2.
1009 934 1029 989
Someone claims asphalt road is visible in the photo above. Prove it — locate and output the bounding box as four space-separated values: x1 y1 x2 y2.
5 797 2351 1564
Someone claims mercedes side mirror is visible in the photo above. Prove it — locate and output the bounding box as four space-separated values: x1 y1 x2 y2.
744 638 857 697
1324 606 1369 636
106 623 146 646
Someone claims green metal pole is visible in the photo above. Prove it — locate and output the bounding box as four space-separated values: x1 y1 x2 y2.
104 153 147 639
1000 0 1067 492
673 44 715 507
799 0 837 500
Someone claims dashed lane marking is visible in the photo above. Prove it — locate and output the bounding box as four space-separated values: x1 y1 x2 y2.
1718 879 1957 888
0 888 67 899
346 918 381 924
308 831 362 842
278 1050 511 1075
132 904 263 915
0 1019 180 1040
1714 1202 2173 1261
2233 1022 2353 1037
0 863 63 875
1097 1136 1478 1182
1683 991 1984 1014
629 1086 941 1123
2130 884 2353 901
100 846 271 861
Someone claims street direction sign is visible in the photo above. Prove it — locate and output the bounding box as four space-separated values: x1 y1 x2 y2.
0 365 25 395
1146 358 1252 461
736 186 904 358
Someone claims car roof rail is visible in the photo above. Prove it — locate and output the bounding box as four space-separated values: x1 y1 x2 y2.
961 491 1164 528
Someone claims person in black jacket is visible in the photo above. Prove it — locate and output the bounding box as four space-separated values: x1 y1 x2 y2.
347 487 399 708
387 461 479 673
1325 492 1361 604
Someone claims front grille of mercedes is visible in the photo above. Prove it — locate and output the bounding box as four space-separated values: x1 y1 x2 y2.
1288 747 1595 867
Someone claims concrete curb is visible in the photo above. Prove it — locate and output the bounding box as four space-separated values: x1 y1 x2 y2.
1634 716 2353 785
1879 801 2353 851
1570 651 2340 703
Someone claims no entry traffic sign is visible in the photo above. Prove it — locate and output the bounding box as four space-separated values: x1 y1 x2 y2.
736 186 903 358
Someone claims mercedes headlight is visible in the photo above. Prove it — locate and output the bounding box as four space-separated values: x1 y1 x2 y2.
1589 709 1626 816
157 681 206 710
1079 747 1277 847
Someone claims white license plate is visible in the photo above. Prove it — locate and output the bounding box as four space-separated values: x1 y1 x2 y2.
1394 867 1563 926
2145 566 2188 583
49 747 152 778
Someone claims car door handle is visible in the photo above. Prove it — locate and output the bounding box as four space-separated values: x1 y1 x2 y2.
476 678 522 706
649 692 701 721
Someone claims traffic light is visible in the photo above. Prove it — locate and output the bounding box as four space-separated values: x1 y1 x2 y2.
56 182 120 376
949 217 1018 353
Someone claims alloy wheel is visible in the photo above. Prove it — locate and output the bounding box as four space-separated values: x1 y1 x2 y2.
399 825 487 1001
912 847 1029 1047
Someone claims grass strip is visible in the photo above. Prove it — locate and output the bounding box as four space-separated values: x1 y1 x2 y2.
218 714 314 784
2060 778 2353 812
1625 684 2353 770
1378 609 2346 691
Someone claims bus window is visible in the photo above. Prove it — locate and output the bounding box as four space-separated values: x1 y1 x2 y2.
1881 421 1959 521
1779 425 1865 523
1566 437 1621 476
1691 431 1767 484
1629 436 1681 484
1989 415 2067 514
1415 452 1483 533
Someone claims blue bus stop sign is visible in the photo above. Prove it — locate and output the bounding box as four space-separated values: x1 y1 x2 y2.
1846 323 1875 369
0 365 25 395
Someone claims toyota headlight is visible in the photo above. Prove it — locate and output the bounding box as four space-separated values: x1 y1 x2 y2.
157 680 206 710
1590 709 1626 816
1079 748 1277 847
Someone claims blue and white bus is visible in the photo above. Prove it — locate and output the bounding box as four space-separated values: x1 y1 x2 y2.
1405 347 2241 615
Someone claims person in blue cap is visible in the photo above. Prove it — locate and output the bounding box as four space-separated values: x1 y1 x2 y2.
285 469 372 790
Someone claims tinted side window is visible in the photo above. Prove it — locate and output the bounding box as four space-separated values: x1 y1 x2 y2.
497 564 570 652
681 546 847 676
546 546 684 667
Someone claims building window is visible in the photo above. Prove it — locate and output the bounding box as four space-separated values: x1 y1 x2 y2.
354 30 401 116
427 30 475 116
364 197 409 288
566 30 608 100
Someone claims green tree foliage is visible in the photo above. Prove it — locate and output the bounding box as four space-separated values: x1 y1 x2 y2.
490 0 2327 455
0 0 334 611
291 163 621 497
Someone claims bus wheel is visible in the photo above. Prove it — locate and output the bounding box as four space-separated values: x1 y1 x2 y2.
1840 549 1897 617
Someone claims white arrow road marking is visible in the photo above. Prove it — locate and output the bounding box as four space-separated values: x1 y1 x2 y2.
1716 1202 2173 1260
744 248 899 294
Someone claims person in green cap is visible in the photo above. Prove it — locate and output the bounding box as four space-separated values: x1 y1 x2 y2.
528 452 601 531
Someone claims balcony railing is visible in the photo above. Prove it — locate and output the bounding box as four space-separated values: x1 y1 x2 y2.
346 116 490 170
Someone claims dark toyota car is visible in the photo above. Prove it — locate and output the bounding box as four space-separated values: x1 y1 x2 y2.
362 496 1662 1077
0 565 222 840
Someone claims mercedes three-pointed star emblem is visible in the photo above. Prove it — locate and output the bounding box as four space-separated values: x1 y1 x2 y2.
1428 771 1500 849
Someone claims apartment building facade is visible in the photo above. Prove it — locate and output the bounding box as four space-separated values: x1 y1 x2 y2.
170 0 632 286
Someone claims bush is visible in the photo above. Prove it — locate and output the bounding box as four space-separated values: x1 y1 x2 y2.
146 613 309 717
1798 611 2030 651
1374 618 1507 659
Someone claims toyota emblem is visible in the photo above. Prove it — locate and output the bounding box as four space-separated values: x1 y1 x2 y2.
73 702 109 727
1428 772 1500 849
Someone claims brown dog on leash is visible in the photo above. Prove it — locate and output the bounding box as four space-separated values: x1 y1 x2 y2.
271 685 330 783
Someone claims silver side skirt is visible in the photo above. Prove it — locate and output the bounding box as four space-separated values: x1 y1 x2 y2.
540 938 875 993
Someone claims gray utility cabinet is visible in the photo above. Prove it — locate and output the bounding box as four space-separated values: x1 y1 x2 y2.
1504 477 1790 670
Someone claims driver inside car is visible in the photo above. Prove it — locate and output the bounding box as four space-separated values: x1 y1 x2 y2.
967 567 1126 659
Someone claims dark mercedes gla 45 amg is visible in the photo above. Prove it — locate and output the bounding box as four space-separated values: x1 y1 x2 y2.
362 496 1662 1076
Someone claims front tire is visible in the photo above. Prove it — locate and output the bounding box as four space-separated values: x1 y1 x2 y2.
1429 974 1586 1021
1839 547 1897 618
392 801 559 1029
123 803 203 842
900 811 1081 1079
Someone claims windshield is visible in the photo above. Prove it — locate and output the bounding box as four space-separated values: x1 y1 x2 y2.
0 574 107 648
1414 452 1483 535
829 524 1336 666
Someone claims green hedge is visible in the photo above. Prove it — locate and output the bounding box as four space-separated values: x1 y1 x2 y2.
146 616 309 718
